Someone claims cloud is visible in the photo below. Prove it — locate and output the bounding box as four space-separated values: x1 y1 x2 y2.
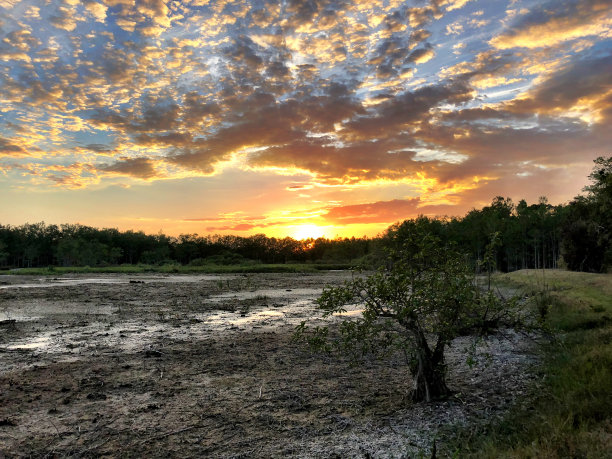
199 197 426 233
323 198 422 224
430 164 596 213
204 218 286 233
443 0 474 12
407 44 435 64
441 52 612 125
286 183 314 191
507 55 612 118
0 137 27 156
224 36 263 69
344 80 472 140
84 1 108 22
91 99 181 133
85 143 114 153
168 81 367 174
416 117 611 187
49 6 79 31
205 223 258 232
137 0 171 28
491 0 612 49
101 157 159 179
7 162 100 189
407 5 441 28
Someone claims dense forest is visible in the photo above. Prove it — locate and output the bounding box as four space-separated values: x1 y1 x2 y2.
1 157 610 273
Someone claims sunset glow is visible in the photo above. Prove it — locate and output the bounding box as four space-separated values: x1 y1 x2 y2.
291 224 328 241
0 0 610 237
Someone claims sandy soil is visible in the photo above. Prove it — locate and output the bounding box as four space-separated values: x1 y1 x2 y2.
0 272 538 458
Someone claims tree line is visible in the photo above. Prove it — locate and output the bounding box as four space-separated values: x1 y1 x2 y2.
0 224 373 268
1 157 610 273
384 157 611 273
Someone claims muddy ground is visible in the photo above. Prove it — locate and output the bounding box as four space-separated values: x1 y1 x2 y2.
0 272 538 458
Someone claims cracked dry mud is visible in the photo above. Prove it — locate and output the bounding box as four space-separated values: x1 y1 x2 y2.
0 272 538 457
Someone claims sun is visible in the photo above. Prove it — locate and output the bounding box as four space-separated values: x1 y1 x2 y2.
291 224 326 240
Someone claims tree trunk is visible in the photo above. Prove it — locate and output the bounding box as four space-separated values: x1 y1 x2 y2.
411 332 450 402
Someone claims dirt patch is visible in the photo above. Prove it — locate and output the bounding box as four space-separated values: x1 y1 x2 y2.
0 273 538 457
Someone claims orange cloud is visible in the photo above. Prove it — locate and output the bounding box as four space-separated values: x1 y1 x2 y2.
323 198 422 224
491 0 612 49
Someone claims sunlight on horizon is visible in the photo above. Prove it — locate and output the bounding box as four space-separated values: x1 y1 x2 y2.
290 224 328 240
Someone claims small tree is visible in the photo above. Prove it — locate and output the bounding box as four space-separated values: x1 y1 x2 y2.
297 219 518 402
479 231 501 291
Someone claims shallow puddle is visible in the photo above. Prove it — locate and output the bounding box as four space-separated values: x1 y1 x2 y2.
0 274 237 290
206 287 322 302
0 291 325 360
0 273 354 371
6 335 51 350
1 301 115 319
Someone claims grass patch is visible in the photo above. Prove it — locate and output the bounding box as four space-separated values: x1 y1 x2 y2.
447 269 612 457
499 269 612 331
0 262 353 275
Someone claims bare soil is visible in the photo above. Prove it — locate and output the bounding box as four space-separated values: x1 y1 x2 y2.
0 273 538 458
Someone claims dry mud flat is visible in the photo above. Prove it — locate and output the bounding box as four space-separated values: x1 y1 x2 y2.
0 272 538 458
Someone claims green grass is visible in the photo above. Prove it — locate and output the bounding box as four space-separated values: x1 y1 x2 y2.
0 262 353 275
500 269 612 331
447 269 612 458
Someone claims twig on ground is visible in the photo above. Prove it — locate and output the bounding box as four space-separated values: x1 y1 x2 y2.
135 424 201 445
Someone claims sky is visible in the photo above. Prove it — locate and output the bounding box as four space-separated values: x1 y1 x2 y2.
0 0 611 239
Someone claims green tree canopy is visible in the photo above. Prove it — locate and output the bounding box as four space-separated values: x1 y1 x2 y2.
298 219 522 402
561 156 612 272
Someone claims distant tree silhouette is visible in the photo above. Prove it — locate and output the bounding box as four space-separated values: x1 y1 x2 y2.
0 159 609 271
561 156 612 272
